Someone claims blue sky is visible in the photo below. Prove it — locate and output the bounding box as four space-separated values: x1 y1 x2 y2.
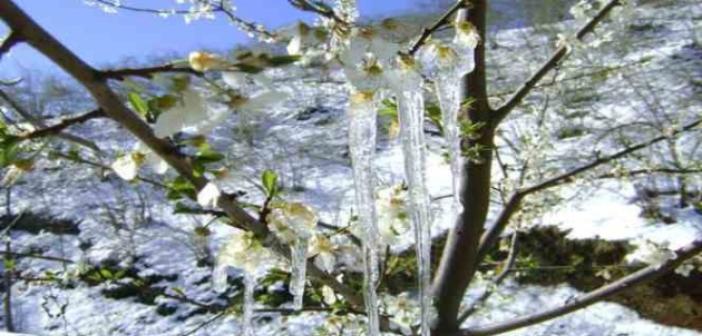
0 0 426 77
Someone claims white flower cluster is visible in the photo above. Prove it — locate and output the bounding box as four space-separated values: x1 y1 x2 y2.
381 292 437 334
212 229 279 292
628 239 701 277
111 142 168 181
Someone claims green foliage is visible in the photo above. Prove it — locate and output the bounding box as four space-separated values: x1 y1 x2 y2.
426 103 444 134
262 169 279 198
166 176 197 201
127 92 149 116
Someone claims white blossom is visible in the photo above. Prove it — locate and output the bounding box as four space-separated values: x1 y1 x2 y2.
197 182 221 208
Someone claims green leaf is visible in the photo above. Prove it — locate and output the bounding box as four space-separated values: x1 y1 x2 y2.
377 98 398 118
99 268 113 279
267 55 301 66
171 287 186 297
261 169 278 197
128 92 149 116
195 147 225 164
234 63 263 74
426 104 444 135
171 76 190 93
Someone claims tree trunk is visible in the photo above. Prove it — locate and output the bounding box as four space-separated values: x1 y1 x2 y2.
432 0 494 333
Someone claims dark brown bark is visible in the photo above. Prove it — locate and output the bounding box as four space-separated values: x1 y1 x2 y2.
432 0 494 332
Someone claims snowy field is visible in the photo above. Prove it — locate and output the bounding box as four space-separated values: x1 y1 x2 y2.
3 0 702 335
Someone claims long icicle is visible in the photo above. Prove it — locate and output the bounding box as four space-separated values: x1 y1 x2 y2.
243 272 255 336
435 76 463 214
397 86 433 335
348 91 381 336
290 237 308 310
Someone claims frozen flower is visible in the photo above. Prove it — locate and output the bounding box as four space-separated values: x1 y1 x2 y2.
629 240 677 268
309 234 336 273
453 20 480 50
321 285 337 305
376 184 411 246
267 202 318 242
188 51 230 72
382 292 419 333
284 22 327 56
339 28 401 91
385 54 423 93
197 182 221 208
212 230 277 291
675 263 695 277
418 40 475 78
110 142 169 181
154 88 208 138
343 56 387 91
111 153 141 181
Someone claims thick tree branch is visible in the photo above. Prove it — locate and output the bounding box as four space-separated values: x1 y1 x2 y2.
0 30 22 60
0 0 362 310
493 0 621 124
460 239 702 336
408 0 469 55
476 118 702 264
18 109 105 141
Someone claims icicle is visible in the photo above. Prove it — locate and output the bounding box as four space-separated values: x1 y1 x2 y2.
242 272 255 336
435 76 463 214
348 90 381 336
398 90 433 335
390 55 433 336
290 237 308 310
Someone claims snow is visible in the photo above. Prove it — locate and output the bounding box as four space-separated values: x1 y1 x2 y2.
2 0 701 335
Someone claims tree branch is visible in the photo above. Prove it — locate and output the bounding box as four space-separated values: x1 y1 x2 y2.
408 0 469 55
457 230 519 324
92 0 276 41
460 239 702 336
18 109 105 141
0 88 101 152
287 0 346 25
493 0 621 124
0 0 362 311
99 64 201 81
476 118 702 264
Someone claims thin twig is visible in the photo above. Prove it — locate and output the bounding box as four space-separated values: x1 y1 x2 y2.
476 117 702 264
493 0 622 124
99 64 201 81
461 239 702 336
18 109 105 141
0 88 101 152
408 0 469 55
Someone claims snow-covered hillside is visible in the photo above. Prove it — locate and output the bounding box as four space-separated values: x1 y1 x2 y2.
2 0 701 335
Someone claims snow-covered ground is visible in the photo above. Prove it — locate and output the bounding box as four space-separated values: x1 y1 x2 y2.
2 0 702 335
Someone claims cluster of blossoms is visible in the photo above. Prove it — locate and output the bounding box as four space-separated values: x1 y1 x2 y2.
628 239 702 277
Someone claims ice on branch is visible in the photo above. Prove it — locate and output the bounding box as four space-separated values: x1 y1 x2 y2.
417 11 479 213
267 202 318 310
188 51 230 72
309 234 337 273
387 54 433 336
347 90 381 336
374 184 411 246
